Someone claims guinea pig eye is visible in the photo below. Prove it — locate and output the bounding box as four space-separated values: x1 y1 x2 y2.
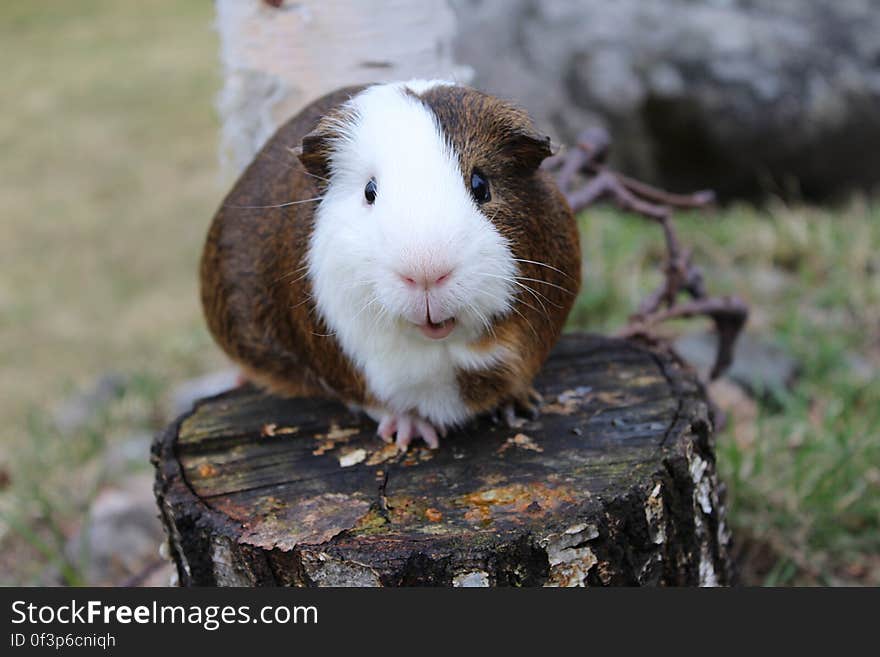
470 169 490 204
364 177 377 205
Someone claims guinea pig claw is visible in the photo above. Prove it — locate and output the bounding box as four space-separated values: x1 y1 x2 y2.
502 403 527 429
377 415 397 443
528 388 544 407
414 419 440 450
395 415 414 451
377 412 441 451
520 399 540 421
496 389 542 428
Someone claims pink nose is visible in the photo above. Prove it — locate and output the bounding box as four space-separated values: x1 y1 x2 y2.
399 269 452 290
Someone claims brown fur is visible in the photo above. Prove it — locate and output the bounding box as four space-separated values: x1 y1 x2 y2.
200 83 580 420
200 85 370 403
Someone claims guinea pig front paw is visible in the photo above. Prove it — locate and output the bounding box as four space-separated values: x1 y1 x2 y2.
492 388 543 428
376 412 442 451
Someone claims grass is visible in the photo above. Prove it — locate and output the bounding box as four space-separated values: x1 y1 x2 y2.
573 204 880 585
0 0 225 585
1 1 878 586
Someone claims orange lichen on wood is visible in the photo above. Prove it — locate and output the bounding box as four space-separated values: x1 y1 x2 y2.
458 482 577 526
425 508 443 523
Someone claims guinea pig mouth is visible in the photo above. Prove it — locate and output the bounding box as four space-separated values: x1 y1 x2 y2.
418 316 456 340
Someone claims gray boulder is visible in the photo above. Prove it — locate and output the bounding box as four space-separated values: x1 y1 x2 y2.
674 330 799 399
66 474 166 586
451 0 880 200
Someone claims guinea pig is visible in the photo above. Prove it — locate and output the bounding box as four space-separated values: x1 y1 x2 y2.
201 80 581 450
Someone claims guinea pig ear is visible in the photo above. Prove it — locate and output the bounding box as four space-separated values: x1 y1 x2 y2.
502 129 553 171
294 125 336 182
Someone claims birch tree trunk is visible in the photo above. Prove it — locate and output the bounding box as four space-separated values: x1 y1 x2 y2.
216 0 470 173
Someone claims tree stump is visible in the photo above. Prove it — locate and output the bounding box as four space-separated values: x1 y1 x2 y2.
152 333 734 586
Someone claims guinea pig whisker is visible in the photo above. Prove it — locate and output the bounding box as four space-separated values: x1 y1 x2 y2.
507 303 538 338
310 326 338 338
507 281 550 319
473 283 538 338
351 294 380 323
467 298 495 333
285 272 311 286
475 273 551 320
475 271 515 284
224 196 325 210
477 314 496 341
290 293 313 310
274 264 311 287
370 301 392 333
276 263 309 279
512 280 563 310
514 276 575 296
463 300 496 339
481 311 499 341
512 258 578 281
299 168 330 184
507 280 553 316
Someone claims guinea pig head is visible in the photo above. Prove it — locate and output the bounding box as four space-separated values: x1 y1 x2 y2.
299 81 554 353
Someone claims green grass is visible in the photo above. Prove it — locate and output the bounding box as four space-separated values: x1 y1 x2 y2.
572 203 880 585
0 0 225 585
1 1 878 586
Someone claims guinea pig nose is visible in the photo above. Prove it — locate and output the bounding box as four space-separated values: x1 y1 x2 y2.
398 269 453 290
424 270 453 289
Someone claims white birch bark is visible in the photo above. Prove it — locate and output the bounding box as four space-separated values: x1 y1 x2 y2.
216 0 470 173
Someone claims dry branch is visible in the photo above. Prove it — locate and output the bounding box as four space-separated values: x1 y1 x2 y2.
543 128 749 381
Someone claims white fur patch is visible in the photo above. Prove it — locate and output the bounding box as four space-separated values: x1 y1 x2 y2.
307 80 516 427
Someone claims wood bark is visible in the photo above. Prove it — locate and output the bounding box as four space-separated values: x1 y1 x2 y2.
216 0 469 172
152 334 734 586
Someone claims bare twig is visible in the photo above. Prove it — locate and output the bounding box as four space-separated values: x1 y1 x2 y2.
544 128 749 381
621 296 749 379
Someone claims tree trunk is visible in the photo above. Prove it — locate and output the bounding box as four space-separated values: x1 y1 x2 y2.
152 334 734 586
216 0 468 173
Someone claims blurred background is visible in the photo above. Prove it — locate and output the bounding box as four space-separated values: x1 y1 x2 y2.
1 0 877 586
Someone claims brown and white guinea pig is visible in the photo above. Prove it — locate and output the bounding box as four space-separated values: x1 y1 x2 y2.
201 79 581 450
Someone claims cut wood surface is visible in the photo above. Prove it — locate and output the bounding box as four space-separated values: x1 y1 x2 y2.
153 333 734 586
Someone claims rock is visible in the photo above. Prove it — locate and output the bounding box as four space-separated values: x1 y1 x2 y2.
102 432 153 473
674 330 799 398
167 368 239 419
67 473 166 586
707 378 757 450
52 373 126 435
451 0 880 200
